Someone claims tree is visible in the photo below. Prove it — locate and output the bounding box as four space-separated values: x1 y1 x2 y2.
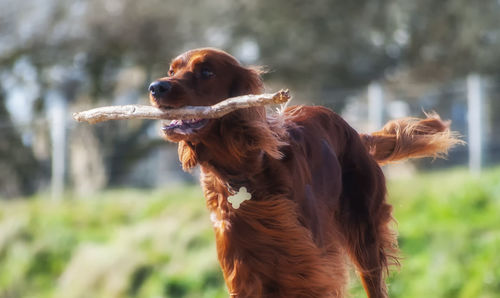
1 0 499 194
0 89 40 198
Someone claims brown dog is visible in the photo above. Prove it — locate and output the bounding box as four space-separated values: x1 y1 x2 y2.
149 48 460 297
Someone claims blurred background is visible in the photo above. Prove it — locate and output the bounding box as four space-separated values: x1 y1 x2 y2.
0 0 499 297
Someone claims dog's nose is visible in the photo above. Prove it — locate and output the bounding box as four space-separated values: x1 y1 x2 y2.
148 81 171 98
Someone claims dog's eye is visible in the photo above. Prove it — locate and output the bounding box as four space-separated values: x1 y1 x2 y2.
168 69 175 76
201 68 214 79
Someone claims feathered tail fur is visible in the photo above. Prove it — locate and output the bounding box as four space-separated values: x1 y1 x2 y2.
360 113 463 165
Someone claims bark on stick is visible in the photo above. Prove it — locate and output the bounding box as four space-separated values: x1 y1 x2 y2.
73 90 291 124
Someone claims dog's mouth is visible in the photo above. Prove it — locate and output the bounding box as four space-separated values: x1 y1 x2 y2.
162 118 209 135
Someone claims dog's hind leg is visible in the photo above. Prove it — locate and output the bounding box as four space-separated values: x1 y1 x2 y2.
341 202 396 298
337 135 398 298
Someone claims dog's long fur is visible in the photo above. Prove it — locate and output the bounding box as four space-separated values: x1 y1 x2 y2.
149 48 461 297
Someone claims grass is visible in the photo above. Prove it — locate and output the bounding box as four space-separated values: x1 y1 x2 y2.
385 167 500 298
0 167 499 297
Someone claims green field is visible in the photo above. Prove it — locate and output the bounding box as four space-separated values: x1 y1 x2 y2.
0 167 499 298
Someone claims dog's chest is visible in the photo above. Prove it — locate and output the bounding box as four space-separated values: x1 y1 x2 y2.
204 183 253 229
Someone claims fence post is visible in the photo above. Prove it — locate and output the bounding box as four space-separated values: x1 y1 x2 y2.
467 74 482 175
50 95 67 200
368 82 384 130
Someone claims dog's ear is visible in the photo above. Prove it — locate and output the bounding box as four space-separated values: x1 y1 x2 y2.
229 66 265 97
178 141 198 171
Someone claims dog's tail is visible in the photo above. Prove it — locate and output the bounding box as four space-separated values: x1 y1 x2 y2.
359 112 463 165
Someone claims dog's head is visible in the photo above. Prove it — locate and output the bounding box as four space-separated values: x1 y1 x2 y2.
149 48 264 143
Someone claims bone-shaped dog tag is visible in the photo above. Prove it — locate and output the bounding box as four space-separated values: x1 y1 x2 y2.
228 187 252 209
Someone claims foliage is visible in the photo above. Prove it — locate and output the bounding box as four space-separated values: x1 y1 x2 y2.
0 167 499 298
0 186 225 298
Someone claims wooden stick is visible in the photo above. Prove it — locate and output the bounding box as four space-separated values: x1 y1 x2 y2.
73 89 291 124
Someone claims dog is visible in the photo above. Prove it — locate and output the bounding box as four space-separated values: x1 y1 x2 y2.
148 48 460 297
